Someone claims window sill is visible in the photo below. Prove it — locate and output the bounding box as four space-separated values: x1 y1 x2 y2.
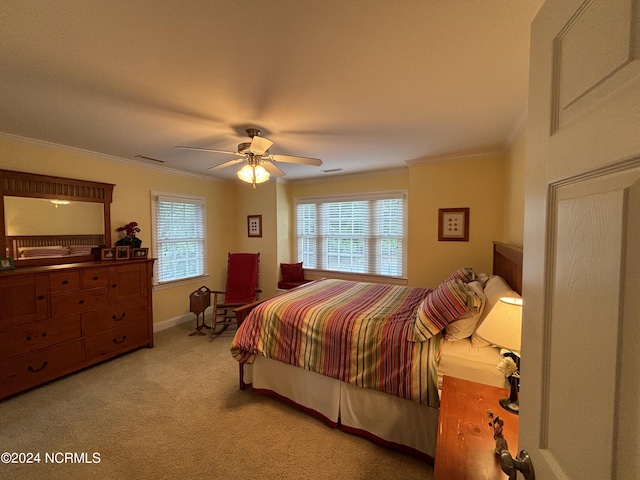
153 274 209 291
302 269 407 286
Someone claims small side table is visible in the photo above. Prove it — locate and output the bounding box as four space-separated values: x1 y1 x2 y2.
434 376 519 480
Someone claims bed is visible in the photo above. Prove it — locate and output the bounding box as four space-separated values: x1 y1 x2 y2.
231 242 523 461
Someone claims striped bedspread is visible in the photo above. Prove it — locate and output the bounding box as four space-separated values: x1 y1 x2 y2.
231 279 442 408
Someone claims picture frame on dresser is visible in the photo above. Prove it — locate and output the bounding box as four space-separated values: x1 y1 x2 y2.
0 257 15 270
132 248 148 259
101 248 115 260
115 245 130 260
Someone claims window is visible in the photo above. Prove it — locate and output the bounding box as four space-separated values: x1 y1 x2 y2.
151 192 206 285
295 191 407 278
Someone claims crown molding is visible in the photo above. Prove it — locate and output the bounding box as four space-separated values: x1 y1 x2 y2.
504 108 528 149
291 166 408 185
405 150 504 167
0 132 227 183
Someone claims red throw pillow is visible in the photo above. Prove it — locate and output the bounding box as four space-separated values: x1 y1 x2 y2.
280 262 304 282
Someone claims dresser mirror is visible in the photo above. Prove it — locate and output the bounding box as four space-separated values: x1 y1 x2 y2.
1 169 114 267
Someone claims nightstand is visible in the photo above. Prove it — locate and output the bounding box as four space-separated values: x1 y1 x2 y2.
434 376 519 480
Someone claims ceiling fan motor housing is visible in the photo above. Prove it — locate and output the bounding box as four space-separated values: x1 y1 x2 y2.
237 142 252 154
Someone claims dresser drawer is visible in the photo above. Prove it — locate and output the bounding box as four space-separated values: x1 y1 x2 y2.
0 274 49 329
84 322 150 362
0 315 82 361
82 301 147 336
49 271 81 294
51 287 109 317
0 340 84 399
82 268 110 289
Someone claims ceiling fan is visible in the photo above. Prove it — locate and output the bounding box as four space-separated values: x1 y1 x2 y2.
176 128 323 188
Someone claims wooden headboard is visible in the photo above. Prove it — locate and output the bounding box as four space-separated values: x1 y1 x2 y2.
492 241 523 295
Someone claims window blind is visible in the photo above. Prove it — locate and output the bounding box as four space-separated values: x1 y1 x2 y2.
152 193 206 284
296 191 406 278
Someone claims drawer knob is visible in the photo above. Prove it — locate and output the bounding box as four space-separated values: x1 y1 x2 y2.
27 361 49 373
111 284 117 288
112 313 126 321
78 299 85 305
37 295 45 300
62 280 69 285
93 276 99 281
26 335 32 342
113 335 127 345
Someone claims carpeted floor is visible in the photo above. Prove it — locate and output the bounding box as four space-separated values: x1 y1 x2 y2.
0 322 434 479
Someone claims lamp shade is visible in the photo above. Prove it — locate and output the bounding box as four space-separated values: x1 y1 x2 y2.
237 164 270 185
475 296 523 351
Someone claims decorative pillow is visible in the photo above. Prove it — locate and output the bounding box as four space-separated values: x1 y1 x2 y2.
445 267 476 283
280 262 304 282
471 275 521 347
444 281 486 341
413 279 472 341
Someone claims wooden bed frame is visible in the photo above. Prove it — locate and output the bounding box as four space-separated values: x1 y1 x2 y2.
6 234 105 267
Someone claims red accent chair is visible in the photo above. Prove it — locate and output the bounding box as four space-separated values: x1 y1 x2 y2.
210 253 261 337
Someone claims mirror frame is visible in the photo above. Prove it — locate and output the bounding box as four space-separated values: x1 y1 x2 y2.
1 169 114 267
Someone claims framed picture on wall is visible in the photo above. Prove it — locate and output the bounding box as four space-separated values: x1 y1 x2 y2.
438 207 470 242
247 215 262 238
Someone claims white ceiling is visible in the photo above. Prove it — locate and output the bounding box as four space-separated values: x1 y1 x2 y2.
0 1 544 182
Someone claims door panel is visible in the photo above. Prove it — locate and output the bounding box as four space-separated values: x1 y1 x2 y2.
524 0 640 478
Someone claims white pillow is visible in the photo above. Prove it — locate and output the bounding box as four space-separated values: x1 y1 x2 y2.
444 281 486 341
471 275 520 347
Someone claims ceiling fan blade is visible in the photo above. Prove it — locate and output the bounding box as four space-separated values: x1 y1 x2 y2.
249 136 274 155
261 161 286 177
175 146 239 156
208 158 246 171
270 154 323 166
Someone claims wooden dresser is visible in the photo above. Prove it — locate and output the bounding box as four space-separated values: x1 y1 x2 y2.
0 259 154 400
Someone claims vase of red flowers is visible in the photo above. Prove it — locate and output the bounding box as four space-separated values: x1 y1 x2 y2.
116 221 142 248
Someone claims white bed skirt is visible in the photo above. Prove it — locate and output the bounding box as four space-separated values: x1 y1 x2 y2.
248 356 439 459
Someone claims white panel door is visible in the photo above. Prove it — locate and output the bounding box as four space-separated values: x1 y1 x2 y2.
523 0 640 479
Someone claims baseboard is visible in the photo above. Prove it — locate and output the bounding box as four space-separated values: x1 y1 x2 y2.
153 313 194 332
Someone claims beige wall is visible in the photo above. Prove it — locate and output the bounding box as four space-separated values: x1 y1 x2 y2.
0 135 237 325
408 153 506 287
503 129 526 246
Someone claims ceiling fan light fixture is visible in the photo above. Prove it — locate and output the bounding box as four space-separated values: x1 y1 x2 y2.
237 164 270 188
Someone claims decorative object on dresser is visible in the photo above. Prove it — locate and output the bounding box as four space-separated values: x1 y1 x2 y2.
0 257 15 271
115 245 130 260
101 248 115 260
438 207 469 242
132 248 148 259
115 221 142 249
0 258 155 400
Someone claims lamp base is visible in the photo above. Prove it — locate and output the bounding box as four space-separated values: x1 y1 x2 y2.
499 397 519 415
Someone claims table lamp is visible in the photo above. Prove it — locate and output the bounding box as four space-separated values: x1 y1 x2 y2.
475 295 523 413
